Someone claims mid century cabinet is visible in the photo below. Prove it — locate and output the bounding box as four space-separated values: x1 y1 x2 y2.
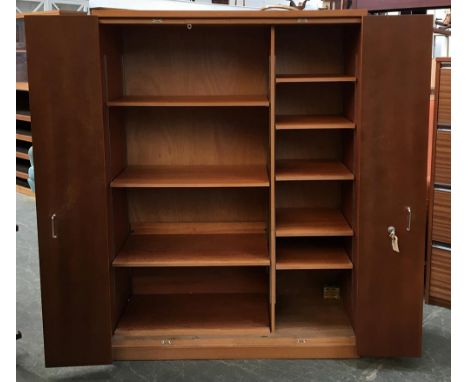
25 10 432 366
426 57 451 308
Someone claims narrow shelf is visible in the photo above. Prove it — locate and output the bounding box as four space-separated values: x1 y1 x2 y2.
16 111 31 122
107 95 270 107
16 128 32 143
114 293 270 337
276 160 353 181
276 115 355 130
16 82 29 91
16 147 30 160
113 233 269 267
16 162 29 181
277 242 352 270
276 75 356 84
276 208 353 237
276 295 355 339
16 170 28 180
111 165 269 188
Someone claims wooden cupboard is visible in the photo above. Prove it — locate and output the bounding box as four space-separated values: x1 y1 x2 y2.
426 58 451 308
24 10 433 366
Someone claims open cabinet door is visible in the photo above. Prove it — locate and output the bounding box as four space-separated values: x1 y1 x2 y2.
355 15 432 357
25 15 112 366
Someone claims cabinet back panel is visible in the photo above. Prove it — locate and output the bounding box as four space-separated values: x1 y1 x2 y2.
276 182 342 209
276 83 350 116
277 130 346 161
127 188 268 229
125 108 268 166
131 267 268 295
276 25 359 76
122 25 269 96
277 270 345 296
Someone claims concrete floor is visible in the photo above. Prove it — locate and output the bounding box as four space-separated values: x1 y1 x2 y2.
16 193 451 382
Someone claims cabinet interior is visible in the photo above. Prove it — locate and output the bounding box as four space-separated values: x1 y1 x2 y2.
101 22 359 349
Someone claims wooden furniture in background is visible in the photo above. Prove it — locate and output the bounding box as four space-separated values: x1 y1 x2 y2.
25 11 432 366
426 57 451 308
16 14 33 196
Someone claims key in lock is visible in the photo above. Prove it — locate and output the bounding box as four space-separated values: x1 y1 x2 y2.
387 226 400 253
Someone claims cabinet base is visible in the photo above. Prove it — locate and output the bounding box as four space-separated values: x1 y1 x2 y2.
112 335 358 360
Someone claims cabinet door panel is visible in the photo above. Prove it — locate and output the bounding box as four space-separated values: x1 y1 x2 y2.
356 16 432 357
25 15 112 366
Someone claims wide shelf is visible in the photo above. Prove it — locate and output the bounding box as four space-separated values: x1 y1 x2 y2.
276 75 356 84
276 208 353 237
107 95 270 107
276 115 355 130
16 81 29 91
16 111 31 122
111 165 269 188
114 293 270 337
113 233 269 267
276 160 353 181
276 294 355 338
277 242 352 270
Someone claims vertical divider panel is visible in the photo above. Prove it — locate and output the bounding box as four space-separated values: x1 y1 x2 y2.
100 25 131 332
269 26 276 332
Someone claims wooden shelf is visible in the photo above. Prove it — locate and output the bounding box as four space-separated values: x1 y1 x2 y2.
113 233 269 267
16 184 34 196
276 115 355 130
114 293 270 337
276 208 353 237
111 165 269 188
277 242 352 270
16 111 31 122
276 75 356 84
16 147 30 160
276 160 353 181
276 295 355 338
16 82 29 91
16 128 32 143
107 95 270 107
16 162 29 180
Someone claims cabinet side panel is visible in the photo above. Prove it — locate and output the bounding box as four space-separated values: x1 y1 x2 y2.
356 15 432 357
25 15 112 366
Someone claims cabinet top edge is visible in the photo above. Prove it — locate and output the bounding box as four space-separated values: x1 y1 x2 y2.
90 8 368 19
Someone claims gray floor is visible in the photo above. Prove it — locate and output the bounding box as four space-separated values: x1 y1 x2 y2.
16 193 451 382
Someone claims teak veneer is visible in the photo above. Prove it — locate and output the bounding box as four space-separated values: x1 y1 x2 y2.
25 11 432 366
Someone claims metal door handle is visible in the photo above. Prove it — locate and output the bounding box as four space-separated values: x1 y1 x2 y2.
51 213 57 239
405 206 412 231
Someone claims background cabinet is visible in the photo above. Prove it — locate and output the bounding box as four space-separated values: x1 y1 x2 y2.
426 58 451 309
25 11 432 366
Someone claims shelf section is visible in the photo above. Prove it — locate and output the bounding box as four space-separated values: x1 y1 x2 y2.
16 147 30 160
277 242 352 270
113 233 269 267
276 75 356 84
276 208 353 237
107 95 270 107
111 165 269 188
16 111 31 122
114 293 270 337
16 162 29 181
16 82 29 91
276 295 355 338
276 115 355 130
276 160 353 181
16 128 32 143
